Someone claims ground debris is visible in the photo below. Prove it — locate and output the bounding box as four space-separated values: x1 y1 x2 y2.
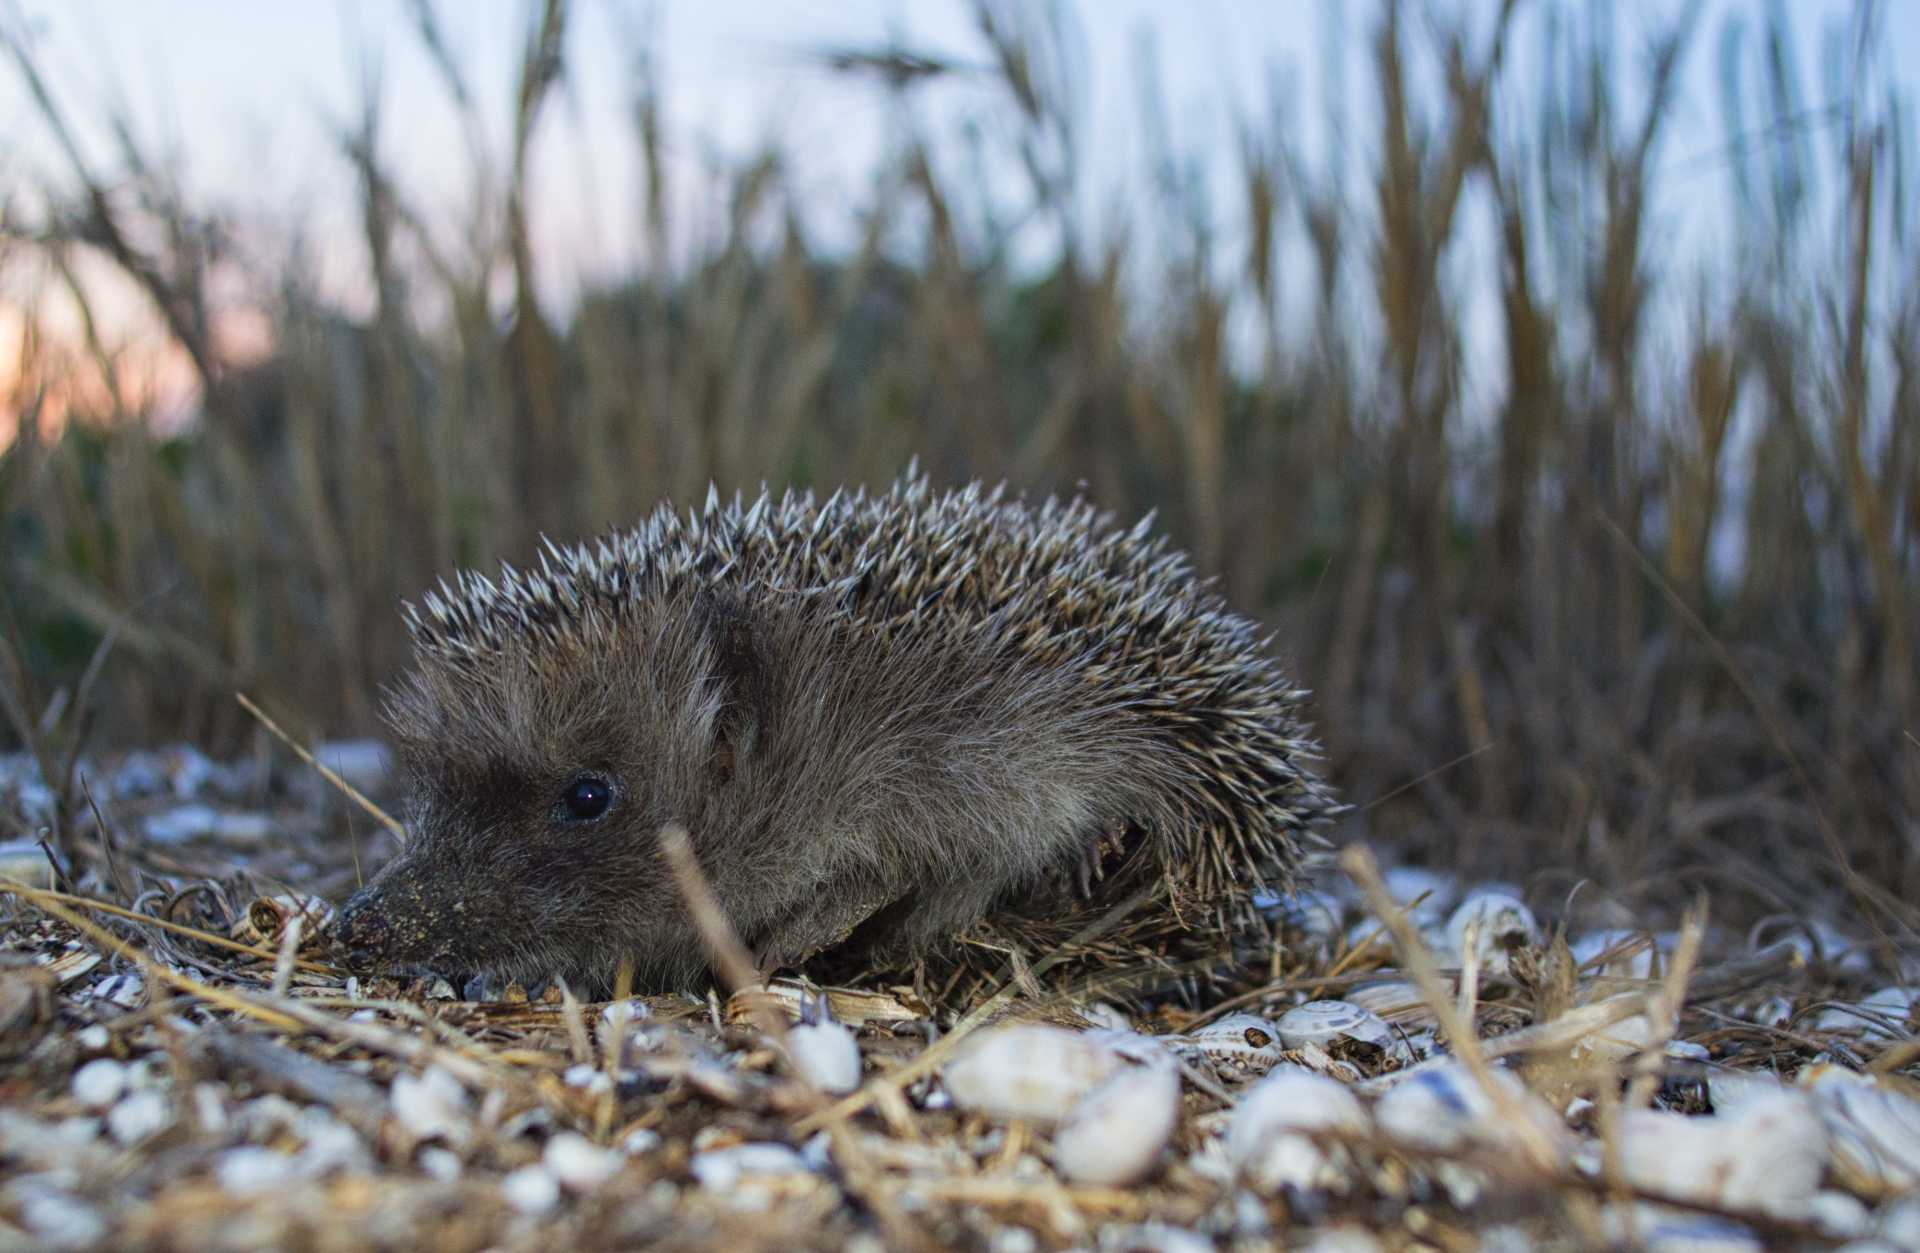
1 746 1917 1250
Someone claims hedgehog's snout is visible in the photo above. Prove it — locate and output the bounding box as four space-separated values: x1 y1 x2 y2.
333 887 395 966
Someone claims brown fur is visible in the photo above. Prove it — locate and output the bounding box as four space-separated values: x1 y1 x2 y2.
334 471 1338 992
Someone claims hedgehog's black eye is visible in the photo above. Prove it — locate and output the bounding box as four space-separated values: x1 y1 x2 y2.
557 774 614 823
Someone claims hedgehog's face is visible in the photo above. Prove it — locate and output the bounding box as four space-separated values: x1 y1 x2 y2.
333 599 746 992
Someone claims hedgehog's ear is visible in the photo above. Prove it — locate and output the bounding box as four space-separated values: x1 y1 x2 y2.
693 590 770 778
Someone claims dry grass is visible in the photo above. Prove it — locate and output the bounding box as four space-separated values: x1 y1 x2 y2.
0 0 1915 947
0 777 1904 1250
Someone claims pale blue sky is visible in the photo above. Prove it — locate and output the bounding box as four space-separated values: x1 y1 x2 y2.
4 2 1913 359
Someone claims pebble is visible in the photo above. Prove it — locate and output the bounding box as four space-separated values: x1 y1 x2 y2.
1614 1092 1827 1218
1228 1067 1369 1193
70 1058 127 1110
689 1143 809 1191
13 1185 108 1251
217 1147 300 1192
786 1018 863 1094
418 1147 464 1183
1375 1062 1561 1156
544 1132 623 1190
1878 1195 1920 1246
390 1066 472 1145
105 1090 169 1146
500 1164 561 1215
942 1025 1123 1123
1807 1190 1872 1239
1052 1058 1181 1186
1800 1064 1920 1197
562 1063 613 1094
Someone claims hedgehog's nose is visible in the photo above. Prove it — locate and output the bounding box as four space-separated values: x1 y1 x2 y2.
333 890 392 966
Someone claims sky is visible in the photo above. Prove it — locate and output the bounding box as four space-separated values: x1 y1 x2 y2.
2 0 1915 436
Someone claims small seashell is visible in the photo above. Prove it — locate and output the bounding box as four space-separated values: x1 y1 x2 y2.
1374 1062 1561 1156
1184 1013 1285 1076
1345 980 1432 1026
942 1025 1123 1123
231 894 336 947
1615 1091 1827 1218
106 1089 169 1146
44 951 101 987
725 980 925 1029
688 1142 809 1190
1276 1040 1365 1083
1445 892 1539 979
1052 1056 1181 1185
88 973 144 1009
296 1114 366 1176
1798 1064 1920 1198
786 1010 862 1095
545 1131 623 1190
500 1164 561 1215
390 1065 472 1146
1227 1067 1369 1194
1275 1000 1407 1066
70 1058 127 1111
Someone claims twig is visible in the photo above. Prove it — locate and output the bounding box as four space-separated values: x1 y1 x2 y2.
655 822 936 1253
1342 843 1563 1173
1622 900 1706 1108
235 691 407 842
0 878 334 973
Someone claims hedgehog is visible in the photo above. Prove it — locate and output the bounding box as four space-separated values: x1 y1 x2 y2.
333 467 1339 995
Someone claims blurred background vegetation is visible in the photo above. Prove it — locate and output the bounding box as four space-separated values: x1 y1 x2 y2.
0 0 1914 931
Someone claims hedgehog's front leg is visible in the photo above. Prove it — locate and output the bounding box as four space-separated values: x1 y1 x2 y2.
749 879 906 971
